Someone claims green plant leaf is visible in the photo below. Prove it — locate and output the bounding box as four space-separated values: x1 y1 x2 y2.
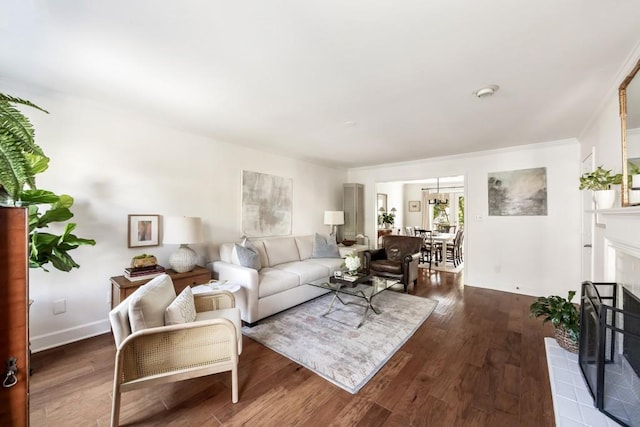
20 189 60 205
0 94 48 201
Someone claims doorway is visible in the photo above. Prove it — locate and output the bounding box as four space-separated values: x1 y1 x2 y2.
375 176 465 273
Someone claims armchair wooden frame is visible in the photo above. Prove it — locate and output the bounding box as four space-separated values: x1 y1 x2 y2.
109 291 241 427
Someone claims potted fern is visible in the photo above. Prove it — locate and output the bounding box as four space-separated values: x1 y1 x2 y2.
0 93 95 271
530 290 580 353
579 165 622 209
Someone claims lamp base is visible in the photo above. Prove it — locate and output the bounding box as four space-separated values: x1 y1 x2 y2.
169 244 197 273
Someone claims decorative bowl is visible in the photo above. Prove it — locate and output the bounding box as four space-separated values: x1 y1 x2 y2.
341 240 357 246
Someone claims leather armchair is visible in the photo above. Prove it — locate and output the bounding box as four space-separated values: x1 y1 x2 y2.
364 235 423 292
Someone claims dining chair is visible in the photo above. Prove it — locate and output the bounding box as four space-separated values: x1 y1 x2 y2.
443 229 464 267
415 228 434 268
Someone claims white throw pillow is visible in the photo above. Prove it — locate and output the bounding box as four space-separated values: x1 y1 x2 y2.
165 286 197 325
128 274 176 332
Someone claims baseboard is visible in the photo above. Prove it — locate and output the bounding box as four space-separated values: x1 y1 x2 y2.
30 319 111 353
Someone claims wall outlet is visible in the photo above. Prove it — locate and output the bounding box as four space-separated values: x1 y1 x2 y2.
53 299 66 315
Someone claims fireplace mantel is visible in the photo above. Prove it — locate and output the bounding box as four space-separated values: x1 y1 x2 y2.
594 206 640 216
594 207 640 252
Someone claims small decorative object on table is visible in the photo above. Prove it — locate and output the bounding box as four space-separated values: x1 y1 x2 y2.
529 290 580 353
330 273 370 288
343 252 361 275
341 239 357 247
130 254 157 268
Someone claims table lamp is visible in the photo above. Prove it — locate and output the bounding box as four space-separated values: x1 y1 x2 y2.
323 211 344 236
163 216 203 273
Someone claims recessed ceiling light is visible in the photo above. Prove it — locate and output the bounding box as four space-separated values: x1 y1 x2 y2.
344 121 357 127
473 85 499 98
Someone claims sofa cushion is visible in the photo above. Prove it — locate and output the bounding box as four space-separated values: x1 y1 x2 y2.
128 274 177 332
311 233 341 258
232 239 262 270
295 235 314 260
306 257 344 273
263 237 300 266
273 261 330 284
165 286 197 325
258 268 300 298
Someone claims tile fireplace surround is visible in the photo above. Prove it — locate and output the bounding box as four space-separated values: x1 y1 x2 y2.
545 338 622 426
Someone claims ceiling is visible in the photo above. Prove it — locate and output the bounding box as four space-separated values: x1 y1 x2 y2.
2 1 640 169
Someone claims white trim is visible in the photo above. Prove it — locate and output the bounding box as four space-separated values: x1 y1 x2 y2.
30 319 111 353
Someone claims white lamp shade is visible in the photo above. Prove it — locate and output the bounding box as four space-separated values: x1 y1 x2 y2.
323 211 344 225
163 216 203 244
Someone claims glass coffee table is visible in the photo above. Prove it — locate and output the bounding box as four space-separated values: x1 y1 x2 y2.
308 275 399 328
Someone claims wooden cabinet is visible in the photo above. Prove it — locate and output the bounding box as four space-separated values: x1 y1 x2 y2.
110 266 211 308
343 183 364 241
0 207 29 426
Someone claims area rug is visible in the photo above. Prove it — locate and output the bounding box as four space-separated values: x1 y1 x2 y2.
242 290 437 394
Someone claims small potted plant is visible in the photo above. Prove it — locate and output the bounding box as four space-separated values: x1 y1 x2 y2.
380 212 395 228
579 165 622 209
529 290 580 353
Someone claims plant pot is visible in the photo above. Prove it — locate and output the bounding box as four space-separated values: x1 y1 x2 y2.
593 189 615 210
554 326 578 354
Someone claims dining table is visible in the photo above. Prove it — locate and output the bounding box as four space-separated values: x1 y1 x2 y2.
432 232 456 265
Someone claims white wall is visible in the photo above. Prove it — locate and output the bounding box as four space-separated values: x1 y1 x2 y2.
579 44 640 281
349 140 582 297
8 87 347 351
403 183 424 230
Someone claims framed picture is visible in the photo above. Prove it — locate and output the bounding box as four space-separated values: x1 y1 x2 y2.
128 214 160 248
408 200 421 212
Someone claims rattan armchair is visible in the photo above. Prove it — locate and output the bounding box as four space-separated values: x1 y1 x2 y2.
108 287 242 427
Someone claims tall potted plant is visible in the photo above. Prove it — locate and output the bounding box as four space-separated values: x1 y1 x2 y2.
0 93 95 271
579 165 622 209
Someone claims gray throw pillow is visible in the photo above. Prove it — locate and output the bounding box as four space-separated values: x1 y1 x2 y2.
233 243 261 270
311 233 341 258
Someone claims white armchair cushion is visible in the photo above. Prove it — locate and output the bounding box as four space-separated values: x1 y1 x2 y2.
128 274 177 332
165 286 197 325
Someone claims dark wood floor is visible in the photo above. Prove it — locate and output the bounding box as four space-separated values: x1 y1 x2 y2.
30 268 555 426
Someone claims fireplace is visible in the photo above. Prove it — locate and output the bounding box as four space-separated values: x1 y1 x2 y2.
579 281 640 426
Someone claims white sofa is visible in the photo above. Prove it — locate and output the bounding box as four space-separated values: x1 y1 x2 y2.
210 235 345 325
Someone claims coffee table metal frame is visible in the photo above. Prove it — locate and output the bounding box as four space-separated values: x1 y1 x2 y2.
308 276 399 328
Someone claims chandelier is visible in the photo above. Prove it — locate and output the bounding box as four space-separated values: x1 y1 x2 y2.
428 178 449 205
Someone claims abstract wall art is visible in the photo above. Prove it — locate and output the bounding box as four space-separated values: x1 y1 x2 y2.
242 170 293 236
488 167 547 216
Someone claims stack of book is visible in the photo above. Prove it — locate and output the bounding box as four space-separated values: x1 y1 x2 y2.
124 264 166 282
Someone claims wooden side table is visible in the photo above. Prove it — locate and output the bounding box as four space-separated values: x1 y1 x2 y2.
110 266 211 308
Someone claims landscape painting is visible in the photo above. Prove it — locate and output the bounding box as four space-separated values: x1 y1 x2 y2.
242 170 293 236
488 167 547 216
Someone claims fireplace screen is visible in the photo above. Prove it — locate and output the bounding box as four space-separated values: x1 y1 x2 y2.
579 281 640 427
